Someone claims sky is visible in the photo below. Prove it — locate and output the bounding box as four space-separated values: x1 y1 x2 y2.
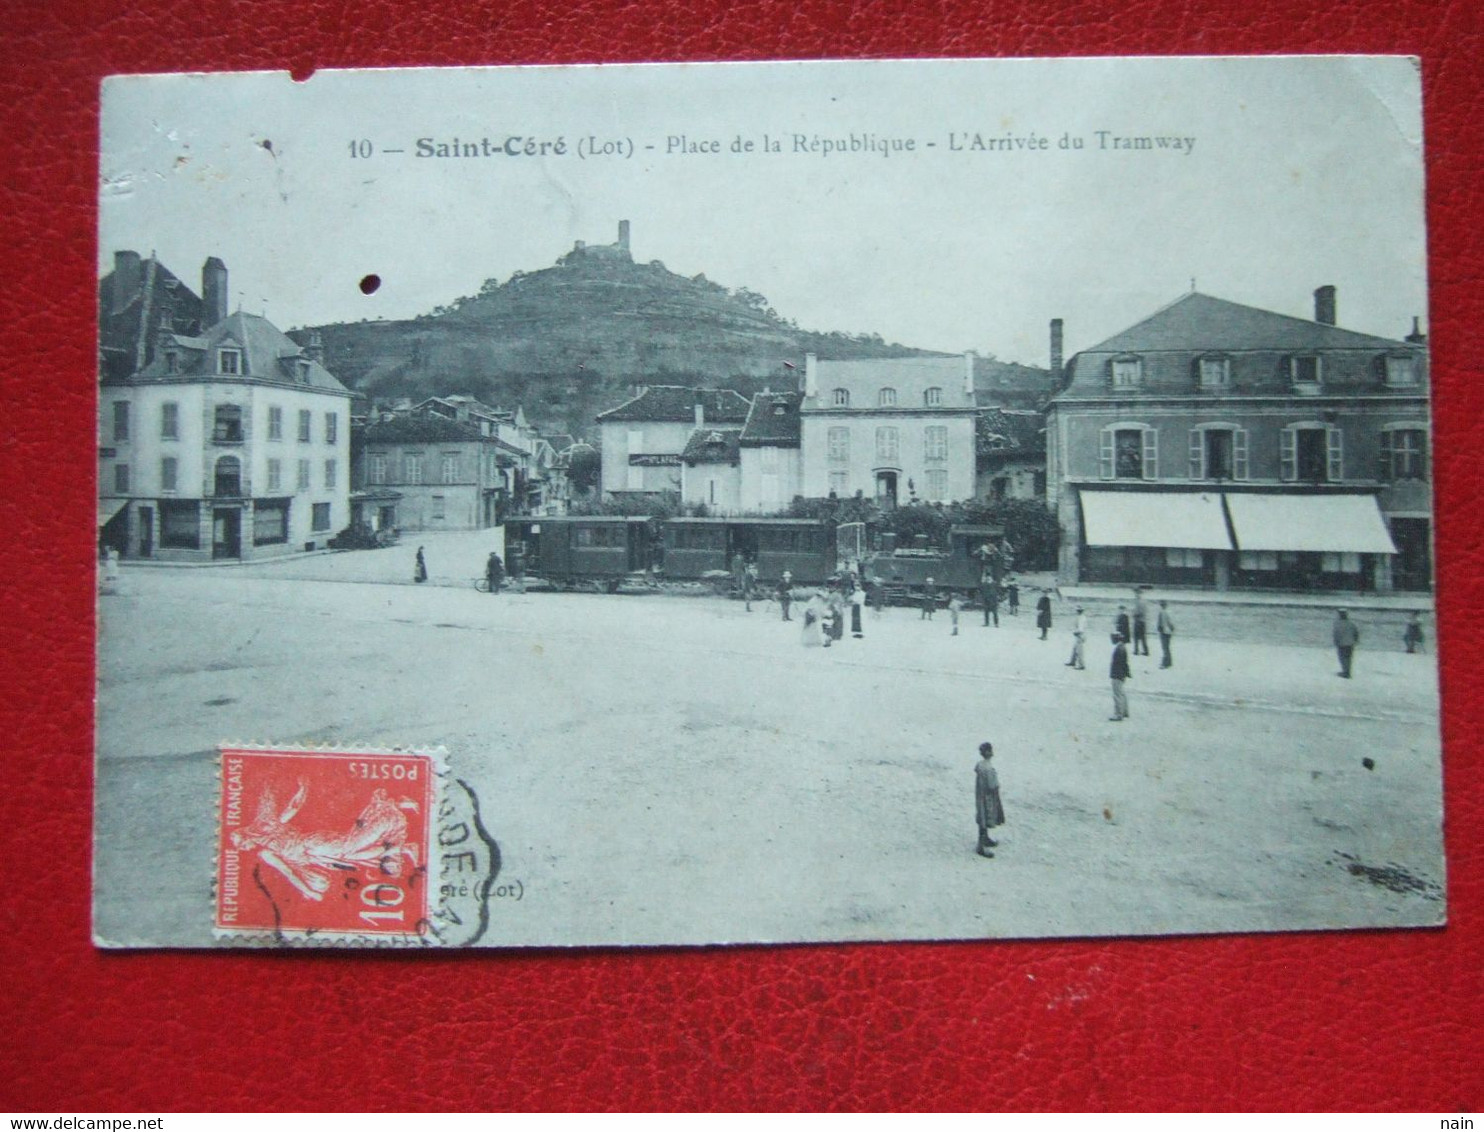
99 57 1428 365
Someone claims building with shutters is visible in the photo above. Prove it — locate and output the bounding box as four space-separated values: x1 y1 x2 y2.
595 386 751 498
1045 288 1431 592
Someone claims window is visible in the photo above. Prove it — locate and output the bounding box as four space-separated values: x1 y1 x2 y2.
626 462 644 491
878 387 897 407
267 406 282 441
112 402 130 442
828 471 848 496
404 455 423 485
430 495 445 521
298 409 312 442
296 360 311 383
114 464 130 493
161 456 178 492
369 454 386 485
923 426 948 461
924 386 943 407
1099 424 1158 480
297 458 311 491
827 427 850 462
213 404 244 443
160 402 179 440
924 469 948 501
324 459 337 489
1197 356 1230 390
160 500 200 549
875 426 899 463
218 348 242 375
626 428 644 455
311 502 331 532
164 351 180 374
1281 424 1341 482
831 388 850 408
1384 356 1419 387
325 413 338 444
1111 356 1142 388
1290 355 1322 387
1380 427 1428 481
1188 425 1248 480
1165 548 1203 568
266 458 282 492
214 455 242 497
1322 551 1363 574
441 454 458 484
253 500 288 546
1239 550 1279 571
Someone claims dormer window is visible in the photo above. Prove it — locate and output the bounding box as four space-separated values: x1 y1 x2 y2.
1289 355 1322 388
878 387 898 407
164 351 180 374
296 359 311 382
1111 356 1143 388
1197 356 1230 390
772 402 787 416
831 388 850 408
1384 355 1418 387
218 347 242 376
924 386 943 407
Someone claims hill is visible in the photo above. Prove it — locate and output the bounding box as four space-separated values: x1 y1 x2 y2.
292 223 1049 436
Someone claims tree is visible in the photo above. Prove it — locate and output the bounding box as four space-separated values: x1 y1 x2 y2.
567 445 601 494
951 498 1061 571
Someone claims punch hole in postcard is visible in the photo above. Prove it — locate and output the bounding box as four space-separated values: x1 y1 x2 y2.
94 57 1443 949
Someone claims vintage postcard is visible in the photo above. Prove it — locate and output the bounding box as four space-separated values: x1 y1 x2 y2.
94 57 1443 948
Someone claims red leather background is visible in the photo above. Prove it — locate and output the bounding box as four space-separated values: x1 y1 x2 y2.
4 0 1482 1112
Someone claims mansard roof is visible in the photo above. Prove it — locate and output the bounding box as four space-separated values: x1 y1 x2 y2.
680 427 742 465
739 391 802 446
133 311 350 394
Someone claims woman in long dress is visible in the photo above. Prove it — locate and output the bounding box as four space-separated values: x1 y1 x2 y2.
801 593 826 647
414 546 428 583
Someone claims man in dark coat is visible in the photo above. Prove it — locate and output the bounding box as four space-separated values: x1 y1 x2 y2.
1109 633 1132 720
414 546 427 583
485 551 504 594
1114 604 1131 644
921 578 937 620
1157 600 1176 668
981 575 1000 627
974 741 1006 858
777 571 793 621
1132 589 1150 655
1035 591 1052 640
1333 609 1360 678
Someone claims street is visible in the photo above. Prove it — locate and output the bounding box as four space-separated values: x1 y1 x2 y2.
94 546 1446 948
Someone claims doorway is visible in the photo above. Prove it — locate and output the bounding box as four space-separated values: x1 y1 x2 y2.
137 506 154 558
875 471 898 508
212 508 241 559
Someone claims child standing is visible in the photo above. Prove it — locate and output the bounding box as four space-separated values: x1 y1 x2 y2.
974 742 1006 858
948 592 964 635
1404 611 1426 654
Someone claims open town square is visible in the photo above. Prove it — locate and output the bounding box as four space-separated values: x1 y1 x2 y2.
94 529 1443 947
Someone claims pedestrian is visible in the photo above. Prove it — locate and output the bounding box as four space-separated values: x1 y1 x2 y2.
825 590 846 646
1114 604 1131 645
850 581 865 638
1132 588 1150 656
921 577 937 620
801 593 825 647
1006 577 1020 616
1157 600 1175 668
974 742 1006 858
1065 604 1087 669
1109 632 1132 720
485 550 504 594
981 576 1000 627
743 560 758 612
1404 611 1425 654
414 546 427 583
949 592 964 635
1333 608 1360 678
777 571 793 621
870 575 887 618
1035 590 1052 640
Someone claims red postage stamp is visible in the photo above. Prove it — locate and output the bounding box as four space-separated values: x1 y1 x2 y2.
216 747 438 942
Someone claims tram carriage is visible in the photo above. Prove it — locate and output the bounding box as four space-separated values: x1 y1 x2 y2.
503 515 655 591
660 517 840 586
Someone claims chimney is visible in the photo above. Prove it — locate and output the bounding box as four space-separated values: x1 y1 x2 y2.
1314 285 1336 326
694 396 705 427
304 329 324 364
805 352 819 399
202 256 229 327
964 351 976 398
1406 316 1427 345
618 220 631 255
1050 318 1064 384
111 251 143 313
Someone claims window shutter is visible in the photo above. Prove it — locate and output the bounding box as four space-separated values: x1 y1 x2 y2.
1141 428 1158 480
1280 428 1296 482
1188 429 1203 479
1378 431 1394 482
1233 428 1249 481
1327 427 1344 482
1099 427 1114 479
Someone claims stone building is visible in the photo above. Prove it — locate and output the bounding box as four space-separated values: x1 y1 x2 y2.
798 353 978 506
356 415 527 530
596 386 750 497
1045 288 1430 592
98 250 219 383
737 390 803 512
679 427 743 512
98 268 353 561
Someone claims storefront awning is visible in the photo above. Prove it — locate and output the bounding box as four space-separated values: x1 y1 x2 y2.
1225 493 1397 554
1079 490 1234 550
98 499 128 529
